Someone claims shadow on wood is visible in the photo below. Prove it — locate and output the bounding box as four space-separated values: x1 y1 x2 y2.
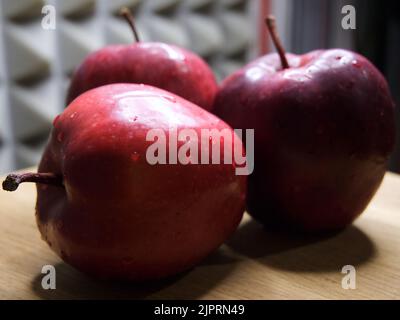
226 219 376 272
30 248 240 299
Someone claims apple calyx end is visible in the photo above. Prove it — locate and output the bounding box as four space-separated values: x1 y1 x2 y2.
2 174 20 192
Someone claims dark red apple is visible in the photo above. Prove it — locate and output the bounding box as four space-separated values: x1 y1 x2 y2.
3 84 246 280
66 8 217 111
214 17 396 232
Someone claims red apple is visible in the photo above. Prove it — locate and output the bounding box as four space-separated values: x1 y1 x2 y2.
66 8 217 111
213 17 396 232
3 84 246 280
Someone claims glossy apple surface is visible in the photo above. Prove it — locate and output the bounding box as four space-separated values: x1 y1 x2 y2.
37 84 246 280
214 49 396 232
66 42 218 111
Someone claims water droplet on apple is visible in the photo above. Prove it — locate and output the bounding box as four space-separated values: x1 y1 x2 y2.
57 132 64 142
131 152 140 162
351 60 361 68
162 95 176 103
70 112 77 119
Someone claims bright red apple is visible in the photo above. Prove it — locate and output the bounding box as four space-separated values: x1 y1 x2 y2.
3 84 246 280
66 8 218 111
214 16 396 232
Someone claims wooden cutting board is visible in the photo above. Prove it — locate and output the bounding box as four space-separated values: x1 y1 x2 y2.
0 167 399 300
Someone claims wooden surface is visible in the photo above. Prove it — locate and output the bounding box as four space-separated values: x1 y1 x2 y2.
0 167 399 300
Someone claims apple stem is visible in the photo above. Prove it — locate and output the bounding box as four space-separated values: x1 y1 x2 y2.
265 15 289 69
120 7 141 43
2 172 63 192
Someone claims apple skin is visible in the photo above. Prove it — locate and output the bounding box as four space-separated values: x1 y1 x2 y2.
37 83 246 281
214 49 396 232
66 42 218 111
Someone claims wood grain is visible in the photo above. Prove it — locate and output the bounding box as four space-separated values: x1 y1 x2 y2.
0 168 399 299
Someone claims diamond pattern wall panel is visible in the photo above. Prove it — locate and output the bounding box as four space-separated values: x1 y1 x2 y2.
0 0 260 174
